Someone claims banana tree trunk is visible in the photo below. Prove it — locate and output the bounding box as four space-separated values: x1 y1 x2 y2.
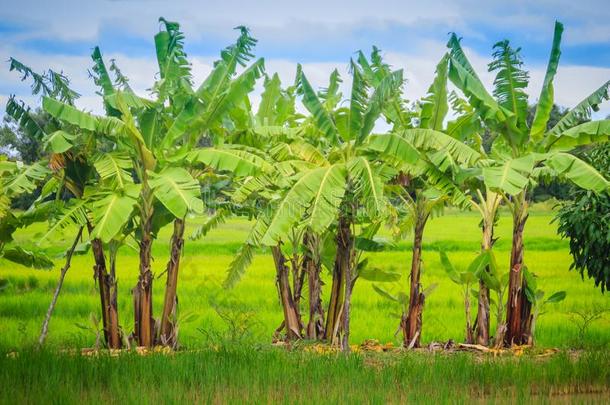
505 195 530 346
305 248 325 340
324 254 345 344
159 218 185 347
272 245 302 340
290 252 306 333
475 217 495 345
402 212 428 348
464 288 474 344
338 216 354 352
134 214 154 347
88 225 121 349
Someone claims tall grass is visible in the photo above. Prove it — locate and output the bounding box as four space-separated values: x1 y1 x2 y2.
1 349 609 404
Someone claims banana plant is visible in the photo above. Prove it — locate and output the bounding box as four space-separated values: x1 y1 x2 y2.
447 21 610 346
0 159 54 269
363 51 481 348
4 59 127 348
440 250 495 344
522 268 566 345
42 19 266 348
216 70 327 342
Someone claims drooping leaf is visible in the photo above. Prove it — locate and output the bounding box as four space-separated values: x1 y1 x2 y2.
187 147 272 176
546 120 610 151
548 80 610 137
43 130 77 153
190 209 228 240
544 152 610 193
367 133 420 165
545 290 567 304
304 164 347 234
262 168 331 245
94 152 133 189
348 157 385 217
2 247 53 269
89 185 139 243
149 167 204 218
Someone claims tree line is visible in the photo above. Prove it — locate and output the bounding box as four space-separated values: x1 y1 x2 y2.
0 19 608 351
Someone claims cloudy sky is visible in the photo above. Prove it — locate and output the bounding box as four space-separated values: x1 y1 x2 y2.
1 0 609 118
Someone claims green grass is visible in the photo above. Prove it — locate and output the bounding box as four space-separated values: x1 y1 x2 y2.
1 206 610 403
1 349 609 404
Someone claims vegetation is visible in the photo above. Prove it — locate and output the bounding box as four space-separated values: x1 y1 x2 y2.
1 16 609 403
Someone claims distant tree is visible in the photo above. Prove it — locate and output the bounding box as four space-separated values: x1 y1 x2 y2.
556 143 610 292
0 109 51 163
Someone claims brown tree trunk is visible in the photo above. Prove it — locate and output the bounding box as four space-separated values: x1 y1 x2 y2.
338 217 354 352
465 290 474 344
88 225 121 349
272 245 302 340
403 213 428 348
324 255 345 344
504 197 529 346
475 218 494 345
134 216 154 347
159 218 185 347
305 246 325 340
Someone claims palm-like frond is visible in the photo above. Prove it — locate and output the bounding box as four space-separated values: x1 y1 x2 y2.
196 26 257 100
348 157 384 217
366 133 420 165
397 128 481 165
190 209 228 240
482 155 537 195
43 130 77 153
319 69 343 111
40 199 89 243
346 62 367 141
5 97 46 141
546 120 610 151
5 162 49 196
547 80 610 137
359 69 403 144
261 168 331 245
187 147 272 176
94 152 133 189
304 164 347 234
488 40 529 129
297 66 338 142
257 73 282 126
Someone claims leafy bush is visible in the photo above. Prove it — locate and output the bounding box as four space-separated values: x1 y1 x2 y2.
556 143 610 292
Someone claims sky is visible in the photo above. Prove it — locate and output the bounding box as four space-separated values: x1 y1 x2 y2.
1 0 609 119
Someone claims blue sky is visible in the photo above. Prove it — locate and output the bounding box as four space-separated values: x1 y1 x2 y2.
1 0 609 117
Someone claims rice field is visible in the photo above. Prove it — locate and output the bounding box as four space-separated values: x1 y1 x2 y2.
1 205 610 403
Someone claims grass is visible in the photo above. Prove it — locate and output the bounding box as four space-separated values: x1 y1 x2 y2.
1 205 610 403
2 349 609 404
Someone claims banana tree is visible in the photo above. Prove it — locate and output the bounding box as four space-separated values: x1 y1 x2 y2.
439 250 491 344
447 21 610 346
5 59 126 348
42 19 265 347
218 70 327 341
365 51 481 348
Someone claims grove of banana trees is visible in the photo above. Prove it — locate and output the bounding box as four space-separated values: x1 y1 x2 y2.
2 18 609 352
